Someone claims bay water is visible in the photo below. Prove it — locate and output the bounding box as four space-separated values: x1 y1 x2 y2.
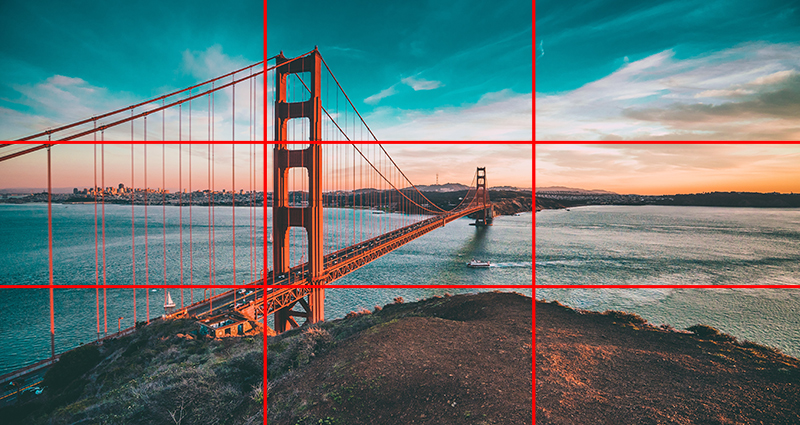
536 205 800 357
0 204 532 374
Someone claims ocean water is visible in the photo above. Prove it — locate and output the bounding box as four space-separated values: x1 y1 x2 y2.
0 204 532 374
536 205 800 357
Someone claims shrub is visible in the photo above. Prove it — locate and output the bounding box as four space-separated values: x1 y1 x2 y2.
43 344 102 391
393 297 405 304
601 310 648 325
687 325 736 342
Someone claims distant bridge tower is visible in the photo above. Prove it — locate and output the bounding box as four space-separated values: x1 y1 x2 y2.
272 49 326 333
473 167 493 226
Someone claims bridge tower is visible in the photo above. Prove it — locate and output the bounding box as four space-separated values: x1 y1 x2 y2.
474 167 493 226
272 49 326 333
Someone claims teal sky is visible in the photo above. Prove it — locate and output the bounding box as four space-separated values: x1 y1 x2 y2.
0 0 262 139
0 1 532 140
268 0 532 140
536 0 800 140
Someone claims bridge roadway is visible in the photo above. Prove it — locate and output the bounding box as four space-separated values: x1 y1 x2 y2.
176 204 487 320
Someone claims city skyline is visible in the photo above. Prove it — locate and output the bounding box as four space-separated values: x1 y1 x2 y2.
536 144 800 195
0 143 533 192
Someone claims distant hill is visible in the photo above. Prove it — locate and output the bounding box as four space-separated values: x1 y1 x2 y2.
413 183 470 192
535 186 617 195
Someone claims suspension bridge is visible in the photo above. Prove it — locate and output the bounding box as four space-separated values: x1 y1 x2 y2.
0 49 495 395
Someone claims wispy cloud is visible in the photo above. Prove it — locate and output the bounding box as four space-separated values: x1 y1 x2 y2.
181 44 250 81
366 89 531 140
536 144 800 194
536 42 800 140
401 76 443 91
364 85 398 105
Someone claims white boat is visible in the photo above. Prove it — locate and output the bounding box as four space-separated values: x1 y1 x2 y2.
164 291 176 309
466 259 491 268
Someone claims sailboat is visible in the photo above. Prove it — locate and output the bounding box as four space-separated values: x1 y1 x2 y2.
164 291 176 309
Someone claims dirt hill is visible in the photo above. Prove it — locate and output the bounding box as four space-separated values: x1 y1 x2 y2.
267 292 533 424
536 300 800 424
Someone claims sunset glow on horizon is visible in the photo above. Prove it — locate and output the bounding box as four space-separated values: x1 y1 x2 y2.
536 144 800 195
0 143 532 193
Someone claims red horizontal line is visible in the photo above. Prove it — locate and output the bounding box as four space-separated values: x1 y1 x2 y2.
268 284 533 289
534 284 800 289
0 284 265 289
1 141 534 145
533 141 800 145
0 284 533 290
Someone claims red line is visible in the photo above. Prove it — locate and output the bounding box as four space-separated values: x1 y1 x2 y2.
102 144 108 336
131 144 136 324
47 146 55 360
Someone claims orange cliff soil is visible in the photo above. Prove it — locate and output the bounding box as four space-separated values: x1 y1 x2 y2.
536 300 800 424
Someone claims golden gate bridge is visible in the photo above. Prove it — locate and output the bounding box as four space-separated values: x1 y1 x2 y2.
0 49 494 391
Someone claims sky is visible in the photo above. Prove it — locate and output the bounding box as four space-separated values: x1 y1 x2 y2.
536 0 800 140
536 144 800 195
0 0 532 141
0 0 263 140
0 143 533 192
267 0 532 140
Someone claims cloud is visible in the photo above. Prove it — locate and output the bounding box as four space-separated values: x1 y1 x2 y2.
366 89 532 140
535 144 800 194
1 45 263 140
364 85 398 105
181 44 250 81
536 42 800 140
400 76 443 91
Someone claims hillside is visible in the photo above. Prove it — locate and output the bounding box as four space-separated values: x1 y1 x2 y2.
537 300 800 424
267 292 533 424
2 319 263 425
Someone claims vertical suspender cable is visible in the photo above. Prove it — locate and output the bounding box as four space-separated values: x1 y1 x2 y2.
94 145 99 340
48 145 55 360
189 144 194 304
163 144 167 308
102 145 107 336
145 144 149 323
180 144 183 307
131 144 136 324
232 144 236 288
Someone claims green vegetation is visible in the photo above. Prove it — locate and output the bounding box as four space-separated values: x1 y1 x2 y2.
2 319 263 425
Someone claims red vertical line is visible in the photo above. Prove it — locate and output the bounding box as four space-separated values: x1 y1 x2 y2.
94 145 99 339
189 88 192 141
352 146 355 245
145 144 150 323
162 99 165 140
212 82 215 141
212 144 216 293
232 74 236 141
47 145 55 360
189 144 193 304
131 145 136 324
208 144 212 296
163 144 167 308
249 144 253 280
231 141 236 299
359 144 363 243
180 144 184 308
102 145 107 336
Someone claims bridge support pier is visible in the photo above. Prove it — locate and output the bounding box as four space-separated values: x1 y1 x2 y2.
272 49 325 333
